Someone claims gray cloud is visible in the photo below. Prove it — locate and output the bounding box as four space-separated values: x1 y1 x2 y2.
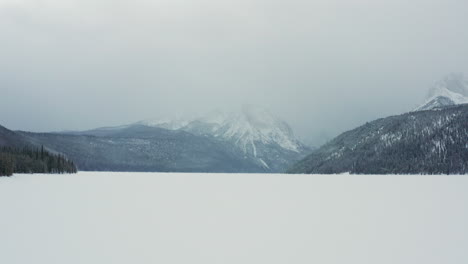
1 0 468 145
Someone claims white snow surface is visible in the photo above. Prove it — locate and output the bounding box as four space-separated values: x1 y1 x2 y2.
2 172 468 264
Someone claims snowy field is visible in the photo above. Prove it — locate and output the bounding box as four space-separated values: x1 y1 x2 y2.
1 172 468 264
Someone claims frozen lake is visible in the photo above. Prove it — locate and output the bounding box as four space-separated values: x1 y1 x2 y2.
1 172 468 264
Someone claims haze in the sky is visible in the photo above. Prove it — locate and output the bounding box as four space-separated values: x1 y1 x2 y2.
1 0 468 146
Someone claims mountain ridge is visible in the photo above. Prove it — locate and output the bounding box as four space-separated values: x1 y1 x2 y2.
289 104 468 174
9 105 309 173
131 105 310 171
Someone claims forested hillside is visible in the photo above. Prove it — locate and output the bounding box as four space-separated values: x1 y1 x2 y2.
0 146 77 176
0 125 77 176
288 104 468 174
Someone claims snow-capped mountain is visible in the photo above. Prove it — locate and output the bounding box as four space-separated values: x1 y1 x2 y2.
137 105 310 172
185 105 302 152
415 73 468 111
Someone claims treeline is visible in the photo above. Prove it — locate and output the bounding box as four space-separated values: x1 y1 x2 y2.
0 146 77 176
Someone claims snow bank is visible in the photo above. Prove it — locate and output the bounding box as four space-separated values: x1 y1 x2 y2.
1 172 467 264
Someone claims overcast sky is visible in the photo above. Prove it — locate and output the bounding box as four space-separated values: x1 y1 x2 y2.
1 0 468 145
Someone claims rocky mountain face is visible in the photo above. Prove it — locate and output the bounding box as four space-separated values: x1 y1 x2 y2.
137 105 310 172
288 104 468 174
415 73 468 111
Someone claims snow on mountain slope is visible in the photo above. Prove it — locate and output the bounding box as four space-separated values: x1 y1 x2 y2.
136 117 192 130
415 73 468 111
143 105 303 155
209 105 302 154
137 105 308 171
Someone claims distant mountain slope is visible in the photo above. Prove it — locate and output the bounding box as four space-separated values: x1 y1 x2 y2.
0 125 32 147
136 105 310 172
19 125 268 173
18 105 310 173
415 73 468 111
288 104 468 174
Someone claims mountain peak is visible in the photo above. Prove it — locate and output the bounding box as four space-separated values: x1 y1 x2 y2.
212 105 301 154
137 105 305 155
415 73 468 111
129 105 308 171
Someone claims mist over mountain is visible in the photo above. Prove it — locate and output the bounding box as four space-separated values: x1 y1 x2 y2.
429 73 468 97
135 105 310 172
288 73 468 174
2 0 468 149
415 73 468 111
3 70 468 175
289 77 468 175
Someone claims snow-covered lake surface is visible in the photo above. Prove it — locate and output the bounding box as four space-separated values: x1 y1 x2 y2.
1 172 468 264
